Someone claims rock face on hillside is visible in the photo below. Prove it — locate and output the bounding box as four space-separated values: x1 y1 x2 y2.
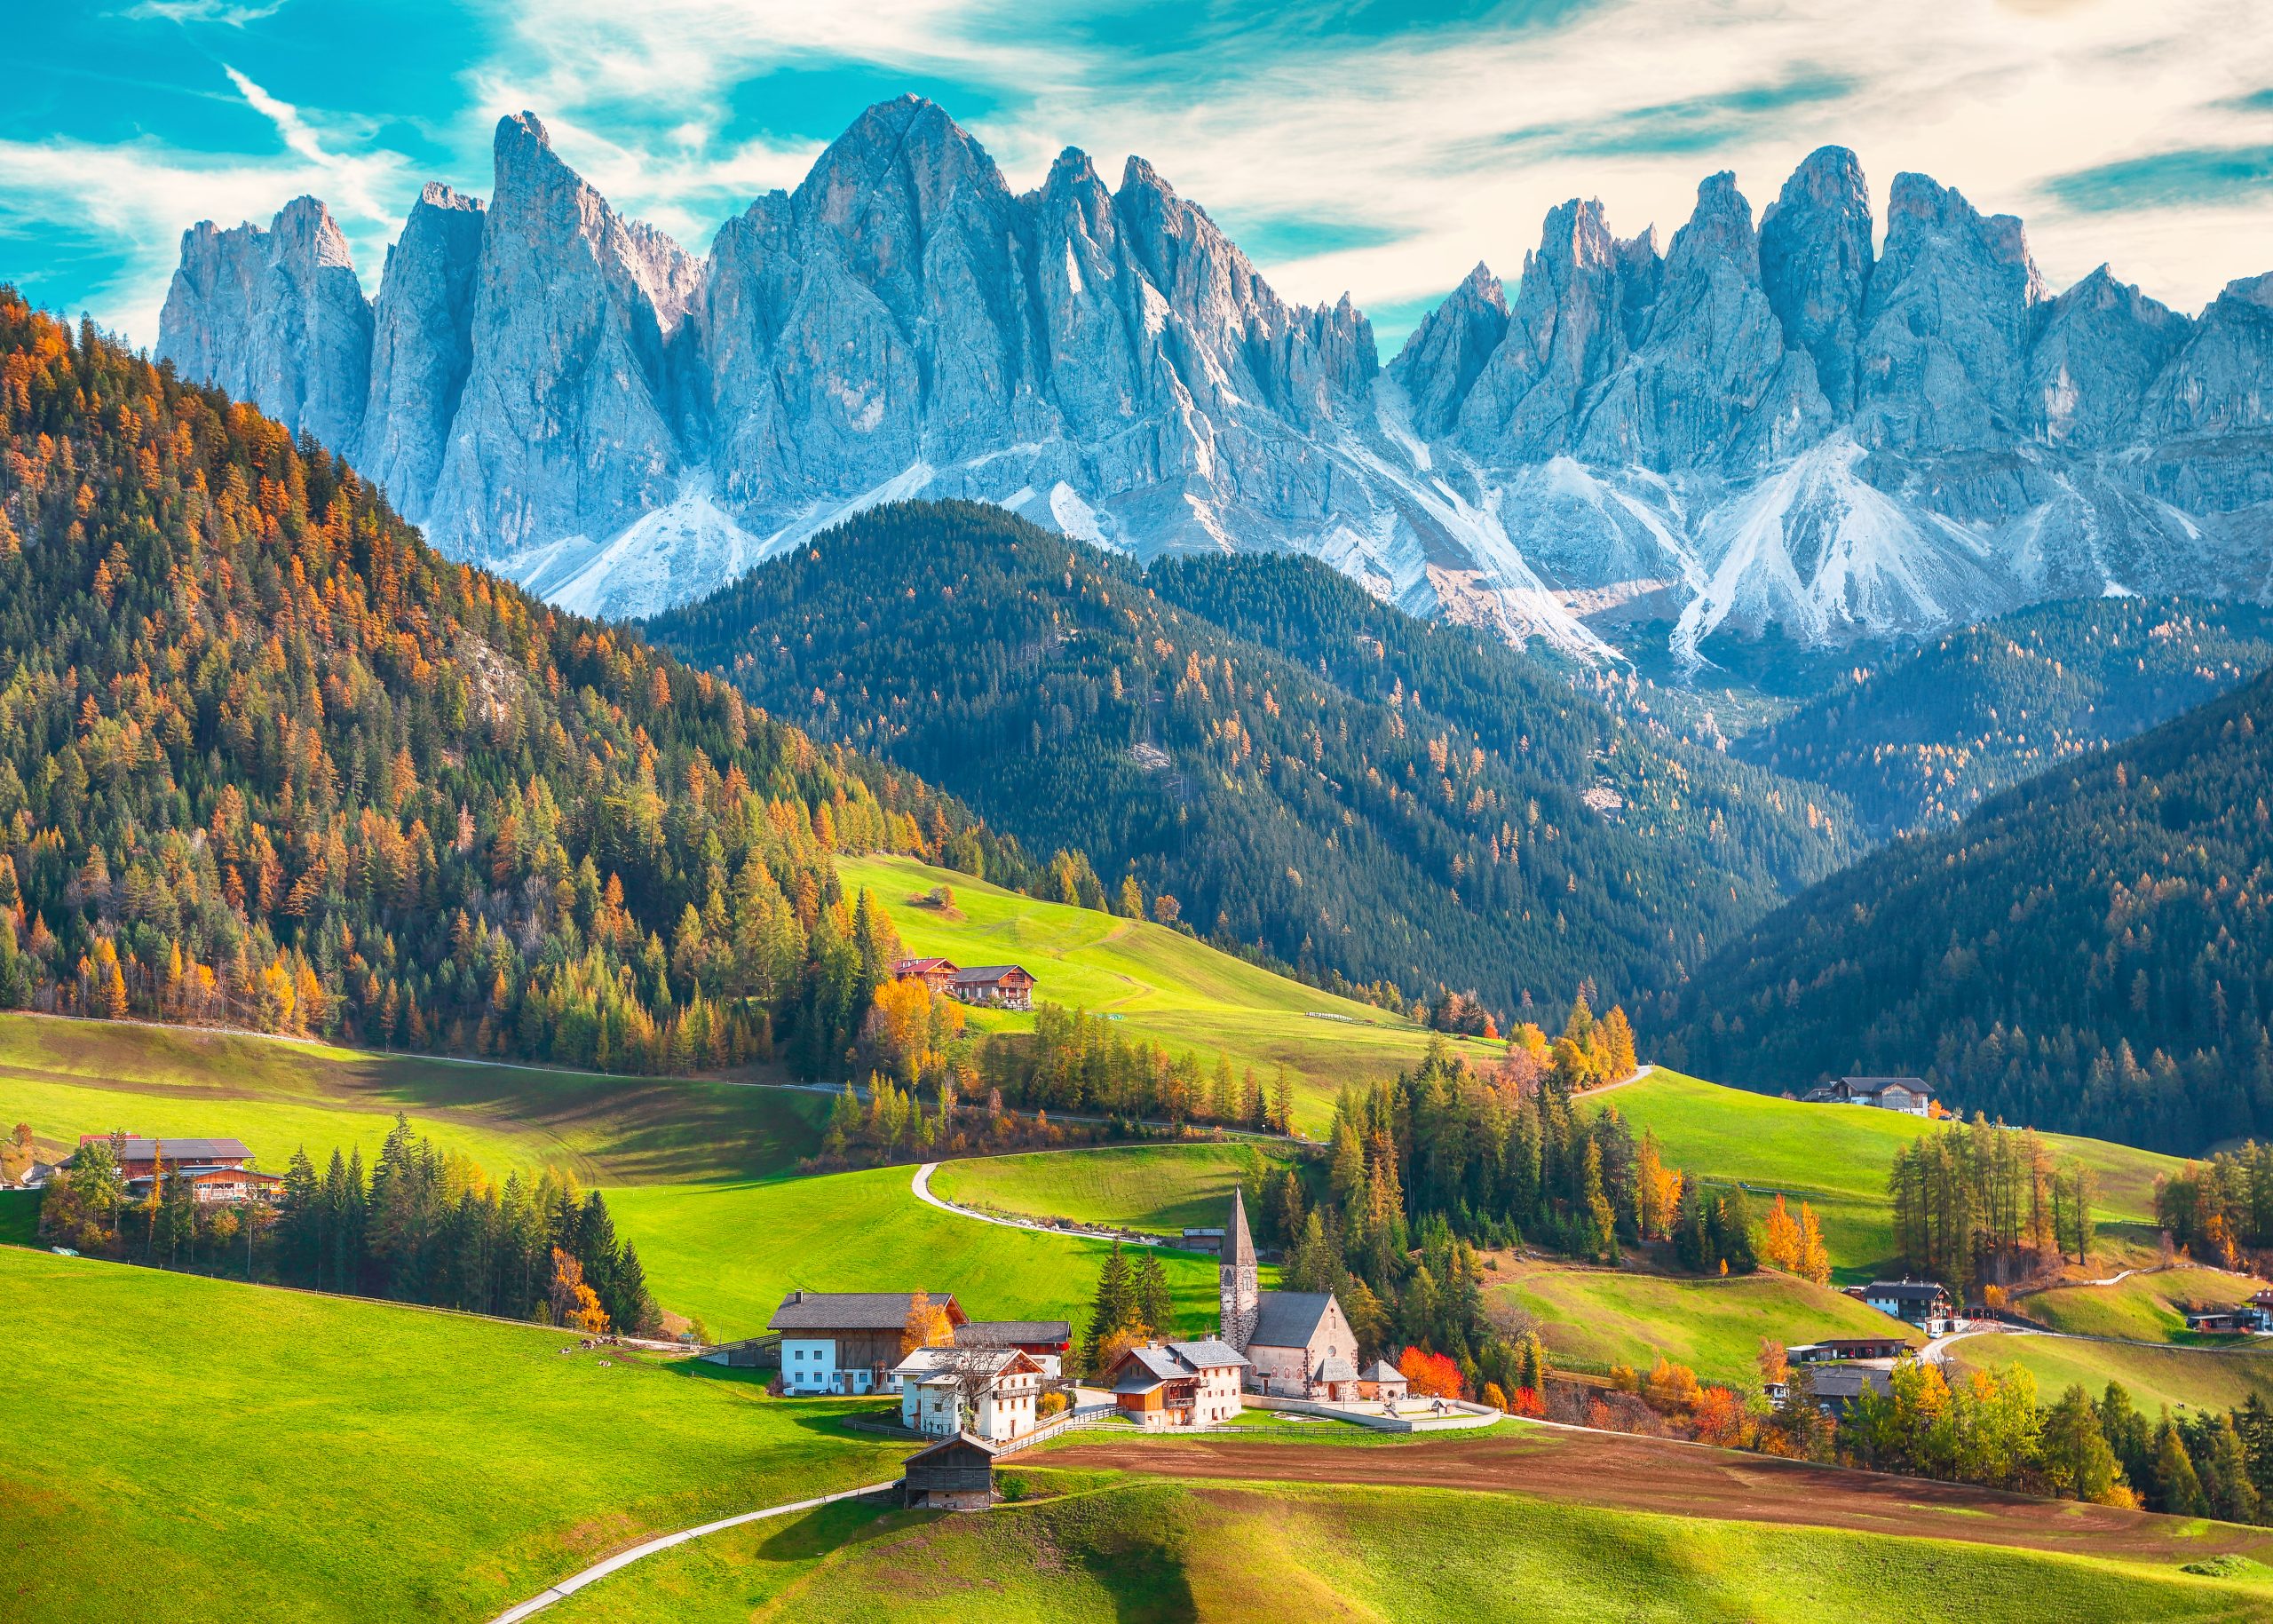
157 100 2273 655
158 195 371 451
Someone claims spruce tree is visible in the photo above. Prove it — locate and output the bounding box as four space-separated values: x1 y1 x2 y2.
1134 1250 1175 1339
1081 1243 1138 1371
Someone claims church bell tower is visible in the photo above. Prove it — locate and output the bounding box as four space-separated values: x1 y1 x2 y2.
1220 1185 1260 1351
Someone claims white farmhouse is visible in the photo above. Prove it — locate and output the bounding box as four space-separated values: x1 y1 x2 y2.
893 1346 1048 1441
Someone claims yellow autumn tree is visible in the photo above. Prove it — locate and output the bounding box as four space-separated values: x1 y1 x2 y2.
1762 1193 1802 1272
900 1287 954 1356
1796 1203 1832 1286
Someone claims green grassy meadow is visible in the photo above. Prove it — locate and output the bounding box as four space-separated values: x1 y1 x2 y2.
540 1475 2273 1624
1950 1331 2273 1414
1485 1259 1919 1388
838 852 1488 1131
925 1141 1304 1234
0 1247 910 1624
1596 1070 2180 1280
0 1010 826 1184
605 1166 1223 1339
2023 1269 2269 1344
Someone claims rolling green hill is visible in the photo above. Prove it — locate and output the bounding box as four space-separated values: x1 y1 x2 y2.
541 1473 2273 1624
648 501 1857 1017
842 851 1483 1130
1736 598 2273 839
0 1247 907 1624
1485 1259 1918 1388
606 1168 1222 1340
1947 1330 2273 1416
2022 1268 2269 1344
1590 1070 2176 1280
927 1142 1303 1235
1667 665 2273 1155
0 1010 824 1184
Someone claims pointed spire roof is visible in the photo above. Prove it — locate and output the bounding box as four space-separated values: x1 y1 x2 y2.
1226 1185 1256 1271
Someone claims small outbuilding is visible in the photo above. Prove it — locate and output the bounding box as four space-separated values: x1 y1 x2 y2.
901 1433 999 1509
1356 1359 1408 1401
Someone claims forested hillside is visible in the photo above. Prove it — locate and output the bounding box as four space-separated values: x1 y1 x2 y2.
0 294 1035 1076
648 502 1857 1015
1735 598 2273 838
1667 666 2273 1153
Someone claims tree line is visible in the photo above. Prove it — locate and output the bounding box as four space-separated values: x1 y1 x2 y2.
38 1114 659 1334
1887 1117 2100 1302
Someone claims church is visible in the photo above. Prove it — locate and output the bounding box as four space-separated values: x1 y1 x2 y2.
1218 1187 1364 1401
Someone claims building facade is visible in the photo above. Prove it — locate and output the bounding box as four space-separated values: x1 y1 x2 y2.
894 1346 1047 1441
1108 1339 1249 1428
767 1289 967 1394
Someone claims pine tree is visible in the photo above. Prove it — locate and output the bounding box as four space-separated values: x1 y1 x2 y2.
2154 1416 2209 1516
1133 1249 1176 1339
1081 1243 1138 1371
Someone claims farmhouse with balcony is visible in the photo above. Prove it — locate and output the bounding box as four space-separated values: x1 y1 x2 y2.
892 956 959 994
1860 1279 1952 1327
1108 1338 1249 1428
767 1289 967 1394
1803 1076 1935 1115
1219 1188 1365 1399
79 1136 282 1204
894 1345 1048 1441
947 964 1035 1010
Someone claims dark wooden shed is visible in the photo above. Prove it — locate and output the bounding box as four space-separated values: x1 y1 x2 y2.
902 1433 999 1509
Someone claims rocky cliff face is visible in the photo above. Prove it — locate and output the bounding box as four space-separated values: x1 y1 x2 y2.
157 102 2273 660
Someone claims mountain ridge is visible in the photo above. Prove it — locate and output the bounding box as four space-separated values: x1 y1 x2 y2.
157 95 2273 663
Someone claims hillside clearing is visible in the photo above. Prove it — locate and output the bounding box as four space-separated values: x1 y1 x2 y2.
838 852 1492 1131
1596 1070 2179 1279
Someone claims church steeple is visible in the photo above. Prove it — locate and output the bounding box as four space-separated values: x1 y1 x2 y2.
1221 1185 1260 1351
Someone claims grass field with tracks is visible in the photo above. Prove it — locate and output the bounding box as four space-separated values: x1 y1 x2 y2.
837 852 1490 1132
540 1474 2273 1623
0 1247 907 1624
1485 1258 1919 1387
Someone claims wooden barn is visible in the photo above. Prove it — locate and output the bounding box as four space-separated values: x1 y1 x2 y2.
901 1433 999 1509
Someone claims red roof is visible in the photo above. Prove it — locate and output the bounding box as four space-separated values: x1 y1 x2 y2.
894 957 957 975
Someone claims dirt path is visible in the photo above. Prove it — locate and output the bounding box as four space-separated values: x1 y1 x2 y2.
910 1160 1166 1244
1052 1425 2273 1568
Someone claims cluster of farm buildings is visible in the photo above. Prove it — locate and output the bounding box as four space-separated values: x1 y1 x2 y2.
6 1135 283 1203
761 1189 1432 1460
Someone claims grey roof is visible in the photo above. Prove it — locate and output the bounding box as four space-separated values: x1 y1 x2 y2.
1248 1291 1337 1351
1841 1076 1932 1096
1167 1338 1249 1370
1360 1359 1404 1382
906 1432 1000 1463
766 1290 962 1331
1112 1344 1184 1391
1863 1279 1948 1302
1806 1366 1893 1400
951 964 1031 982
957 1320 1071 1347
1224 1186 1257 1274
1311 1355 1359 1384
95 1137 252 1163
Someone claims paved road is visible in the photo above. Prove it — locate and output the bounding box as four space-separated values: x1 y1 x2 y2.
485 1477 901 1624
911 1160 1165 1245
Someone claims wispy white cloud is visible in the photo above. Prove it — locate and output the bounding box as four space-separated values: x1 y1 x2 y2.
122 0 293 23
20 0 2273 348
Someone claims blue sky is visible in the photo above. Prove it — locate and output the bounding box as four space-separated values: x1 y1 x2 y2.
5 0 2273 350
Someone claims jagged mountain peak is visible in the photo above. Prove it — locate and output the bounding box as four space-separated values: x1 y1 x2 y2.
157 105 2273 658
